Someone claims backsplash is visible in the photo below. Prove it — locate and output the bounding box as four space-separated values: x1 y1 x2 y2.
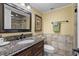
43 34 73 56
3 34 32 41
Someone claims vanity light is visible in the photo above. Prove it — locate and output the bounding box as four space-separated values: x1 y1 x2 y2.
26 5 31 10
20 3 25 6
20 3 31 10
15 14 18 17
25 3 31 10
11 14 14 17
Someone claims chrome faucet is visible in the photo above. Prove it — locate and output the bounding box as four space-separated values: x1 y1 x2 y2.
19 34 26 39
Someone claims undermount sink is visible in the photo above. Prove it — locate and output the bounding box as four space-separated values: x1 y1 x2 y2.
17 40 35 44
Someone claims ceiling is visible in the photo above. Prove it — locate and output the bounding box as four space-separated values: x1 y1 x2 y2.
30 3 70 12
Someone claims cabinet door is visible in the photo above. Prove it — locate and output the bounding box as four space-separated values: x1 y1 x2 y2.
33 41 44 56
34 48 44 56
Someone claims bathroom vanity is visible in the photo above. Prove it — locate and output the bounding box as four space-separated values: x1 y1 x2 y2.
14 40 44 56
0 37 44 56
0 3 44 56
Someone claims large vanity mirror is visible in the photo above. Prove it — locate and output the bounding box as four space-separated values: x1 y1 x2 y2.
3 3 31 32
11 12 30 29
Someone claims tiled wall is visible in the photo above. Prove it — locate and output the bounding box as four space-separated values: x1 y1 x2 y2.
43 34 73 56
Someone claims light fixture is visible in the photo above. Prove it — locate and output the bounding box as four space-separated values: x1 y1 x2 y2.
27 5 31 9
25 3 31 10
20 3 25 6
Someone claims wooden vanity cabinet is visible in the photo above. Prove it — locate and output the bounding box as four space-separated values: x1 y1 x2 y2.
14 40 44 56
33 41 44 56
14 47 33 56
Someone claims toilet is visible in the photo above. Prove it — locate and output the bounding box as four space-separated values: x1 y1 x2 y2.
44 44 55 56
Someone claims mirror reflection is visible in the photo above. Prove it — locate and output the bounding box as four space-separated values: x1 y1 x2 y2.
11 12 30 29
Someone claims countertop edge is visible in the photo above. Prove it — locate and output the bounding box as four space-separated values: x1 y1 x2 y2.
8 39 44 56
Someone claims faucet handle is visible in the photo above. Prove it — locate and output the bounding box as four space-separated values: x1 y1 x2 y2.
16 36 20 40
20 34 26 39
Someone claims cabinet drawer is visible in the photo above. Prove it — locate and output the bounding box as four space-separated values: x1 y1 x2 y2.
14 47 33 56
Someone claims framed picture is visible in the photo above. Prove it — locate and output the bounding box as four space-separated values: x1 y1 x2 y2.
35 15 42 32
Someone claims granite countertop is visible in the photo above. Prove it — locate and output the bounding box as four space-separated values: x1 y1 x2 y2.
0 36 44 56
